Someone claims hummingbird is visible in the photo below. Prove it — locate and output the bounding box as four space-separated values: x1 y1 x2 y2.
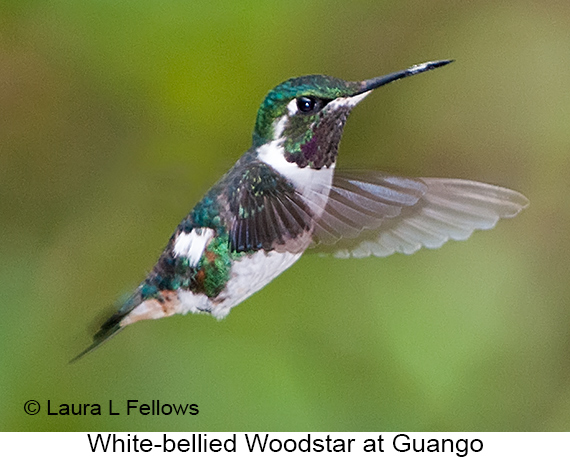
72 60 528 362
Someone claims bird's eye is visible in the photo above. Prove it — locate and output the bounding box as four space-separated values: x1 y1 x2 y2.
296 96 318 113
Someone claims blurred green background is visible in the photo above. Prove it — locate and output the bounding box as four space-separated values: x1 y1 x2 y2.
1 0 569 431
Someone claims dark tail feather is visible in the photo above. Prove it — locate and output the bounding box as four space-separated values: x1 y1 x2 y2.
69 321 124 363
70 289 143 363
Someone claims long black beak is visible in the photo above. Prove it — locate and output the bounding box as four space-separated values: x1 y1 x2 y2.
357 59 453 94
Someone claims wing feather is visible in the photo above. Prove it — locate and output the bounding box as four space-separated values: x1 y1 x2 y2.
228 161 314 253
310 171 528 258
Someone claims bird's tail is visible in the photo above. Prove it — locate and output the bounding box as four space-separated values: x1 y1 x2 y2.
69 321 123 363
70 289 143 363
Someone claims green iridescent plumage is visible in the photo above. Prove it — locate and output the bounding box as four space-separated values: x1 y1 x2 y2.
71 59 525 366
198 234 234 297
253 75 360 146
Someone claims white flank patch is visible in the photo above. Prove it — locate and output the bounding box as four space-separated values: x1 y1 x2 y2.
177 289 212 315
172 227 215 266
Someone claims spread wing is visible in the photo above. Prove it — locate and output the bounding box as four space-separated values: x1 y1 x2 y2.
309 170 529 258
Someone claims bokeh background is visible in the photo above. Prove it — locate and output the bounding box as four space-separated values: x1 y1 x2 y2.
1 0 569 431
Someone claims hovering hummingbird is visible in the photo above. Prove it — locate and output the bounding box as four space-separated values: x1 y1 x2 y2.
72 60 528 362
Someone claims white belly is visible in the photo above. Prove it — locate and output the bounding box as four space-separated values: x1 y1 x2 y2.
174 143 335 320
214 248 303 317
177 248 303 319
